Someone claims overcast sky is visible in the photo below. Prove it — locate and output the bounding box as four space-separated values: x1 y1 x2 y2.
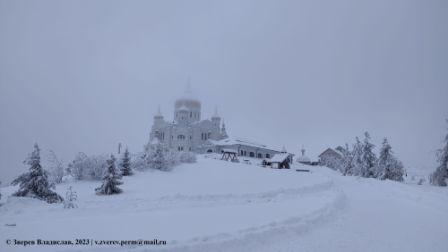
1 0 447 183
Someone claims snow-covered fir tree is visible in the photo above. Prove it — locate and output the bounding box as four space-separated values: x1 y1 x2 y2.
341 144 353 176
376 138 404 182
360 132 377 178
95 155 123 195
119 148 133 176
430 121 448 186
11 144 63 203
47 150 64 185
63 186 78 209
351 137 364 176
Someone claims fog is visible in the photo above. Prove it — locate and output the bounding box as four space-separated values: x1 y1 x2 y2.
1 0 447 183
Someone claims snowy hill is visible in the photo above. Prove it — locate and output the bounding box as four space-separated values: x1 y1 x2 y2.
1 155 447 252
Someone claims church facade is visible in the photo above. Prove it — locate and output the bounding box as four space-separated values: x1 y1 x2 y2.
149 88 228 153
149 88 287 159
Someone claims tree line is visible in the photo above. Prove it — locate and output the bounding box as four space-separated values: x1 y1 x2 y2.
323 132 405 182
3 138 197 204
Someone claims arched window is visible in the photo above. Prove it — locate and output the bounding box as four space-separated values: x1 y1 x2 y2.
207 149 213 153
266 153 270 159
207 132 211 139
240 150 244 156
257 153 262 158
177 135 185 140
249 152 255 157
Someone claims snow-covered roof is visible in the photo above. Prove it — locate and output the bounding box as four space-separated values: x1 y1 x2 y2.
270 153 291 163
334 146 345 156
222 148 237 154
211 137 267 148
319 148 343 158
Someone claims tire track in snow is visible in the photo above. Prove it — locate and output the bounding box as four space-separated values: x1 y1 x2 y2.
80 180 335 213
83 179 347 252
155 188 347 252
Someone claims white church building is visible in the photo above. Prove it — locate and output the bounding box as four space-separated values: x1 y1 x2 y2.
149 87 286 159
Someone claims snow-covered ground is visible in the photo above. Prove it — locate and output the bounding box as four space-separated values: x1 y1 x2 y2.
1 155 447 252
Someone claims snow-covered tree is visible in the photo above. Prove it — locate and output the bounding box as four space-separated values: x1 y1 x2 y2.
11 144 63 203
360 132 377 178
95 155 123 195
63 186 78 209
67 153 107 180
376 138 404 182
47 150 64 185
351 137 364 176
340 144 353 175
144 140 177 171
119 148 133 176
166 148 180 168
130 152 148 171
430 121 448 186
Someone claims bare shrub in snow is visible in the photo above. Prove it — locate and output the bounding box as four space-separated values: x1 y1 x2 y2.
430 121 448 186
67 153 107 180
63 186 78 209
11 144 63 204
95 155 123 195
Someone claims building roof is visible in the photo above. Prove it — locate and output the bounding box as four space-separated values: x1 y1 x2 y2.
210 136 281 152
318 148 343 158
270 153 291 163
